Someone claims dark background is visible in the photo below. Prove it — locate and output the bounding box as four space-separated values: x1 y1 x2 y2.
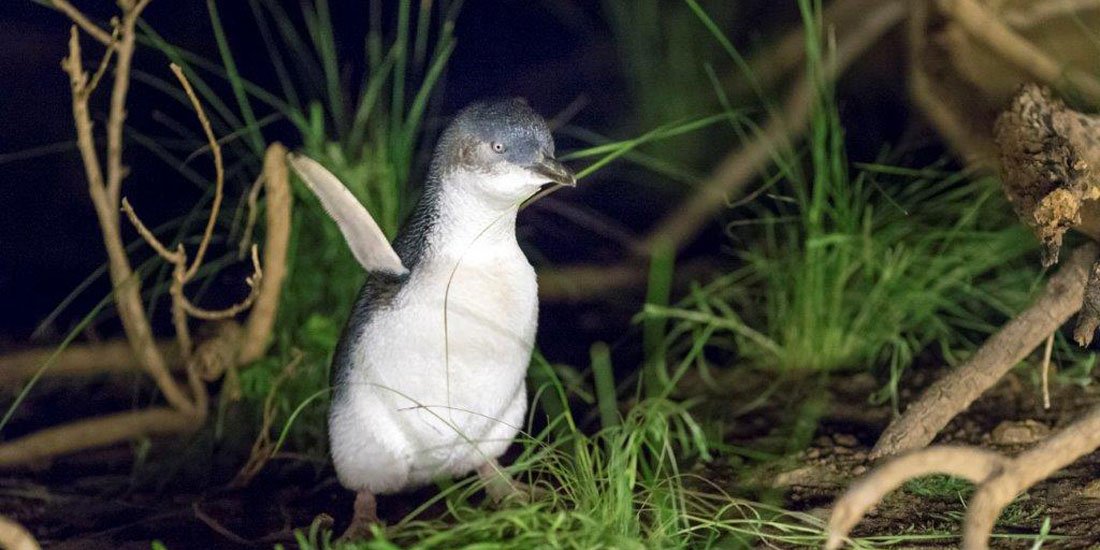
0 1 908 357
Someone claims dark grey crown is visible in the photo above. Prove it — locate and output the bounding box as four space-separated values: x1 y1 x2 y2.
432 98 554 172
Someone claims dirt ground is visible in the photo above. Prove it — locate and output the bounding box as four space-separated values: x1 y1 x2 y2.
752 365 1100 549
3 359 1099 548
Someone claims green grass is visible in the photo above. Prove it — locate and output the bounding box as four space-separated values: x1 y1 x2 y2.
126 0 461 451
285 361 845 550
904 474 974 500
641 0 1041 417
18 0 1086 547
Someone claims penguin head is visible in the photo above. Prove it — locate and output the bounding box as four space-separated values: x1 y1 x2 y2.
432 98 575 202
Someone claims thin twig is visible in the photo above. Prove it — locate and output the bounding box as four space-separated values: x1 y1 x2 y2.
193 502 255 546
85 22 120 96
179 246 263 320
169 63 224 282
239 172 265 259
1040 332 1054 410
231 349 304 488
105 0 149 206
120 198 184 262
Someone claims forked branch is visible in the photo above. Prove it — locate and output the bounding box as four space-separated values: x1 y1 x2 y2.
829 404 1100 550
0 0 292 468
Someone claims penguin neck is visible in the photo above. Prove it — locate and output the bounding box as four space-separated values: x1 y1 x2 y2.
402 170 526 270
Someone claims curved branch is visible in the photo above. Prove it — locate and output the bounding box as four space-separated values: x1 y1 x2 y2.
827 446 1008 550
0 407 198 468
0 340 181 387
238 143 291 364
169 63 224 281
962 404 1100 549
938 0 1100 105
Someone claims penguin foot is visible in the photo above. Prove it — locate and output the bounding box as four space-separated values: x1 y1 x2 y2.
477 460 544 505
338 490 380 541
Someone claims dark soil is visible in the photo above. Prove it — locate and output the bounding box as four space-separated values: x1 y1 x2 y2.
737 366 1100 549
3 361 1099 548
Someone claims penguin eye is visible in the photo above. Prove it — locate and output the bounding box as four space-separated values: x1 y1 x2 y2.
491 142 506 154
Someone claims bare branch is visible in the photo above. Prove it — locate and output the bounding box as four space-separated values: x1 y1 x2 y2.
104 0 150 207
238 143 292 364
179 246 263 320
0 408 197 468
962 404 1100 549
0 340 181 387
120 197 185 263
169 63 224 282
938 0 1100 105
84 21 119 96
48 0 111 46
826 446 1008 550
231 349 303 487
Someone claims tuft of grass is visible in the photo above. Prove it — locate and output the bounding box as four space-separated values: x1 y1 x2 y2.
904 474 974 500
645 0 1039 418
287 362 848 550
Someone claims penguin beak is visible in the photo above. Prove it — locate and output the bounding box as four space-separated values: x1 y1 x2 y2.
531 156 576 187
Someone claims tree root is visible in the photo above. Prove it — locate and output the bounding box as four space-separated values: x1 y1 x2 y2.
828 404 1100 550
0 1 291 469
0 340 180 387
870 242 1098 459
0 407 199 468
826 446 1007 549
962 404 1100 548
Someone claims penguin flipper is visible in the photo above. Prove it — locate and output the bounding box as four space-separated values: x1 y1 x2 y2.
287 153 408 276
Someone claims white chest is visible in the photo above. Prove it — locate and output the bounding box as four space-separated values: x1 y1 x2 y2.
349 233 538 416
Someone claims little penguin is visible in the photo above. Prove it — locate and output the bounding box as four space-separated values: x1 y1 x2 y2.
287 98 575 539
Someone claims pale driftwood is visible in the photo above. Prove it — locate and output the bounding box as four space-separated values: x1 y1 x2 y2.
0 340 180 387
0 407 197 468
826 446 1008 550
962 404 1100 548
829 404 1100 550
